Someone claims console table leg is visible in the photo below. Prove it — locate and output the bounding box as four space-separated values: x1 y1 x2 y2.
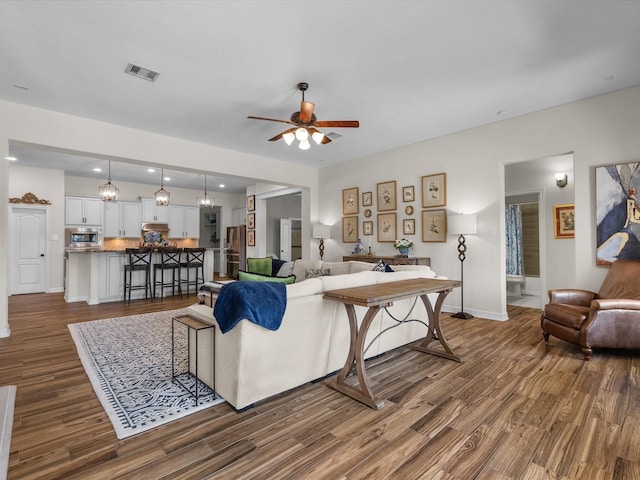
329 305 385 410
411 291 463 363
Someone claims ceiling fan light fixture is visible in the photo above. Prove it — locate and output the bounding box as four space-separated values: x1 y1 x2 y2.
311 131 325 145
299 139 311 150
295 127 309 142
99 160 119 202
282 132 295 145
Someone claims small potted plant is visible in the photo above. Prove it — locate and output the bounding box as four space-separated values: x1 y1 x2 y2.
393 238 413 255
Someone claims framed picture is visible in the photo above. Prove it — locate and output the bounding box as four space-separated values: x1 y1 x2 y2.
363 220 373 235
342 216 359 243
596 163 640 265
343 187 359 215
362 191 373 207
422 209 447 242
377 212 397 242
422 173 447 208
403 218 415 235
247 229 255 246
377 180 397 211
247 195 255 212
402 185 415 202
247 212 255 229
554 204 575 240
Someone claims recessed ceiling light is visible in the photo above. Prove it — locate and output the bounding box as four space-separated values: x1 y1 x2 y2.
147 168 155 173
219 184 225 188
164 177 170 182
93 167 102 172
5 156 17 161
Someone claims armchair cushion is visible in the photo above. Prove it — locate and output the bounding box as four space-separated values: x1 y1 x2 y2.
542 304 590 329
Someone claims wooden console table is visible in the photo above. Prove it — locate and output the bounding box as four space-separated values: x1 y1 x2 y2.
343 254 430 267
323 278 461 410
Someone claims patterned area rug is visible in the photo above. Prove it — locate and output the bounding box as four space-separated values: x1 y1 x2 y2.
68 308 224 439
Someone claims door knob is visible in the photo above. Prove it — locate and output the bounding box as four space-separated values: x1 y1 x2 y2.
40 254 45 257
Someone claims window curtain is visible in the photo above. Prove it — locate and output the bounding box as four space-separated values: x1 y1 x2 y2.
505 204 524 276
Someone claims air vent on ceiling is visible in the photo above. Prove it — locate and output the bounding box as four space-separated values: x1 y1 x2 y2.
325 132 343 140
124 63 159 82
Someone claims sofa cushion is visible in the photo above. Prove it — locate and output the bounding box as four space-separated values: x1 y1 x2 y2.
286 278 324 299
238 270 296 285
320 261 352 276
306 268 331 279
372 259 394 272
292 260 322 281
321 270 379 291
271 258 287 276
276 261 294 277
247 257 273 275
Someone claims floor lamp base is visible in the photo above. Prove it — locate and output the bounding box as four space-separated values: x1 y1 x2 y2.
451 311 474 319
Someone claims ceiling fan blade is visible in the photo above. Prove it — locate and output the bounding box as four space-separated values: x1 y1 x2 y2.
247 115 296 126
268 127 296 142
313 120 360 128
298 101 315 123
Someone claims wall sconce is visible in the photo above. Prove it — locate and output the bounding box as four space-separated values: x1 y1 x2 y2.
555 172 568 188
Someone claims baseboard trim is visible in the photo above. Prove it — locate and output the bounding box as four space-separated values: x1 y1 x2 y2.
0 385 17 480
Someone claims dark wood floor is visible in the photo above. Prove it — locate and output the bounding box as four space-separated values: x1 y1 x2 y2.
2 293 640 479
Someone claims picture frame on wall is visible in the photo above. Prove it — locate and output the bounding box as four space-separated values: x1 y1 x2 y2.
377 180 397 211
362 191 372 207
554 204 575 240
377 212 397 242
402 185 415 202
363 220 373 235
247 229 255 246
596 163 640 265
343 187 359 215
403 218 415 235
422 173 447 208
247 194 255 212
342 216 359 243
422 209 447 242
247 212 255 229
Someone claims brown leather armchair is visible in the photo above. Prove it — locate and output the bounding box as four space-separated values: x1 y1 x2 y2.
541 259 640 360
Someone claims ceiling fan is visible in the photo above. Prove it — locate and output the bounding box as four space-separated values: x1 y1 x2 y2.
248 82 359 150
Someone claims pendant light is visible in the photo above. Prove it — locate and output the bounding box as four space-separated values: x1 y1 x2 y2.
197 174 214 208
99 160 119 202
155 168 170 206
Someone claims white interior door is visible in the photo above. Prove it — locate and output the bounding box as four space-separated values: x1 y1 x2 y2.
280 218 291 261
10 207 48 294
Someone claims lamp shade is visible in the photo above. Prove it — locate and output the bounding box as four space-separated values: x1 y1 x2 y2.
448 214 477 235
312 224 332 239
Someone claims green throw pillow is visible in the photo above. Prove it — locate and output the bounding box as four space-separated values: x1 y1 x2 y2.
237 270 296 285
246 257 273 275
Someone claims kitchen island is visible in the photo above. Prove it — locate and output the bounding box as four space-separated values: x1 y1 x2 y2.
64 248 225 304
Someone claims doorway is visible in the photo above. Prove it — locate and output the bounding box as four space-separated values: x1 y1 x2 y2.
9 206 50 294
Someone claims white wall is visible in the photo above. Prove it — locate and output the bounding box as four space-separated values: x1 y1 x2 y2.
320 85 640 320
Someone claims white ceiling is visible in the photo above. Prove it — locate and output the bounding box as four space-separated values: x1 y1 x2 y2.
2 1 640 191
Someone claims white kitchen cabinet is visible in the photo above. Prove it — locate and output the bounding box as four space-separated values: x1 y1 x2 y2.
141 198 169 223
168 205 200 238
104 202 142 238
65 196 104 225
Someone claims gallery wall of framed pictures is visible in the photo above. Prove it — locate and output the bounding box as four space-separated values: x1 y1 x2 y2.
341 172 448 246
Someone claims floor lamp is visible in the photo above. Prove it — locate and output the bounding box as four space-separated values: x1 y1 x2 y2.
448 213 477 319
312 224 331 260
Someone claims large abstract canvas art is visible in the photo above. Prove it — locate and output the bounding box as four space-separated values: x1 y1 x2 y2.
596 162 640 266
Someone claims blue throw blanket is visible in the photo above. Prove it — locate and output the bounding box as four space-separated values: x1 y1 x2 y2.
213 281 287 334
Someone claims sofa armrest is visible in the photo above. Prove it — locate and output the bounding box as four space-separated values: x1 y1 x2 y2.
591 298 640 311
548 289 596 306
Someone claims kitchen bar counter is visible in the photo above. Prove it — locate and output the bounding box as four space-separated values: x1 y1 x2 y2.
65 248 226 304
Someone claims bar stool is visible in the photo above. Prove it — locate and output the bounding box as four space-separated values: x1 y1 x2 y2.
123 247 153 302
153 247 182 298
180 248 206 295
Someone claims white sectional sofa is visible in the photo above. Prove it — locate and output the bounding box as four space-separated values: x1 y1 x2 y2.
187 259 443 410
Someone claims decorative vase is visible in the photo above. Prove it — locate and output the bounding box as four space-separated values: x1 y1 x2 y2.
399 247 409 255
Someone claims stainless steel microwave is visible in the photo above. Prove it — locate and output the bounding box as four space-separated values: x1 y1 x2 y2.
65 227 103 249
